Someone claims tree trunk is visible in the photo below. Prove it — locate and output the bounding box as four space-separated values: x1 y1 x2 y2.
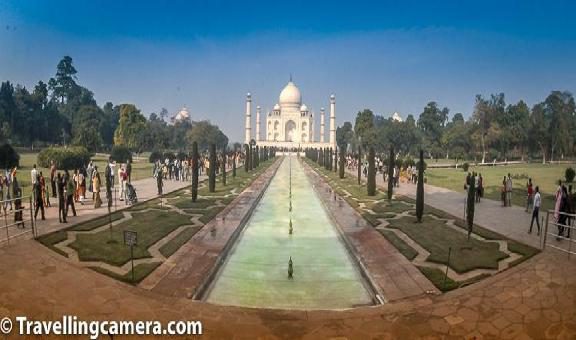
416 149 424 222
387 146 394 200
222 150 227 186
367 147 376 196
481 133 486 164
209 144 216 192
191 142 199 202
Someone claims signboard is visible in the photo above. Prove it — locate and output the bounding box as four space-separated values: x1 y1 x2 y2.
124 230 137 247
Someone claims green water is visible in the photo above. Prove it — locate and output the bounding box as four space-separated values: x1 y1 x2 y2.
205 156 374 309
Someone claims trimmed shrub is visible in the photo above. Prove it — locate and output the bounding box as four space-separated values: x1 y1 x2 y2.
149 149 163 163
38 146 91 170
566 167 576 183
387 147 394 200
110 145 133 163
367 147 376 196
339 147 345 179
416 149 424 222
462 162 470 172
0 144 20 169
191 142 199 202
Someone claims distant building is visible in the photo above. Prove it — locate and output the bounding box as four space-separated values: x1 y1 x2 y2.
171 106 191 123
391 112 403 122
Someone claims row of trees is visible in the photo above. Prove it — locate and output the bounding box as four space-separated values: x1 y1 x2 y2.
337 91 576 163
0 56 228 153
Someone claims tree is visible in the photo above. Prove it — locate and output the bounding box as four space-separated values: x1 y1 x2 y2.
336 121 354 151
209 144 216 192
354 109 377 149
113 104 147 151
48 56 78 104
472 94 505 163
334 147 338 173
367 147 376 196
186 120 228 151
416 149 424 222
244 144 249 172
222 150 227 186
387 146 394 200
232 151 237 178
72 105 104 152
192 142 199 202
417 102 449 158
0 144 19 169
357 146 362 185
339 147 345 179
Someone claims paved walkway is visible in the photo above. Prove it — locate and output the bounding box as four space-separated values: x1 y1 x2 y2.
348 168 543 249
0 176 195 245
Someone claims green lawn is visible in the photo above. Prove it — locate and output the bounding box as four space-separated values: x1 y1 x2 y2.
427 163 575 210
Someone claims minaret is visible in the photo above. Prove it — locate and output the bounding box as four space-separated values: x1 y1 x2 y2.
311 113 315 142
329 94 336 147
245 92 252 144
320 107 325 143
256 105 261 141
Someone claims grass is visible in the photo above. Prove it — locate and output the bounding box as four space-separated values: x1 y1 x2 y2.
387 215 509 273
159 227 200 258
69 210 192 266
378 229 418 260
36 157 277 282
417 266 459 292
89 262 162 284
426 163 575 210
37 230 69 258
70 211 124 231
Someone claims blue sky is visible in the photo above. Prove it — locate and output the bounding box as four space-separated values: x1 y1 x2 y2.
1 0 575 142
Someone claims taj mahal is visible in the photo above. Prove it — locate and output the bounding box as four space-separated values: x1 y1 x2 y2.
244 79 336 149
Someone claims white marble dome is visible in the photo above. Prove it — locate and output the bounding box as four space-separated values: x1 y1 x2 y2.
279 81 301 107
273 103 280 110
300 104 308 112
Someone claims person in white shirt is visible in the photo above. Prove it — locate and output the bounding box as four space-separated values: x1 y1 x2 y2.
31 164 38 185
529 186 541 235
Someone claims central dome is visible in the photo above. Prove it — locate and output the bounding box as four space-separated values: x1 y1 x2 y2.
279 81 302 107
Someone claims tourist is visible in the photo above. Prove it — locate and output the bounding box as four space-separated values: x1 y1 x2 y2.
501 176 507 207
156 165 164 195
33 175 45 221
86 160 94 199
30 164 38 188
566 185 575 238
57 173 66 223
557 185 569 240
12 169 24 228
78 168 86 205
465 172 471 191
474 172 480 203
120 166 128 203
93 166 102 209
506 173 513 207
72 169 79 203
526 178 534 212
64 170 77 218
126 159 132 183
0 174 4 212
50 160 57 198
529 186 541 235
105 158 113 209
554 180 563 222
478 173 484 199
39 171 50 208
118 165 125 201
4 169 12 211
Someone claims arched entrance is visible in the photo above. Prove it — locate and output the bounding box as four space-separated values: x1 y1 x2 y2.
285 120 296 142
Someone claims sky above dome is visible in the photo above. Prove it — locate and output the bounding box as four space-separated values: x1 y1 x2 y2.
1 0 575 142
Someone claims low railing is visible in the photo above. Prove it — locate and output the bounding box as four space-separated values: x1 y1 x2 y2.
0 196 37 244
543 210 576 256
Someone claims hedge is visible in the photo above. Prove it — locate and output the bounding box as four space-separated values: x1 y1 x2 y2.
0 144 20 169
37 146 91 170
109 145 133 163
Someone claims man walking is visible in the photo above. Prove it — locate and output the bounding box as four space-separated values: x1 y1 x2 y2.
57 173 66 223
64 170 77 218
33 175 45 221
529 186 541 235
506 173 513 207
50 160 57 198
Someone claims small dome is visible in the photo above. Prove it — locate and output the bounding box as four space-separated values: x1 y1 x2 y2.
330 94 335 100
172 106 190 122
279 81 302 107
300 104 308 112
273 103 280 111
